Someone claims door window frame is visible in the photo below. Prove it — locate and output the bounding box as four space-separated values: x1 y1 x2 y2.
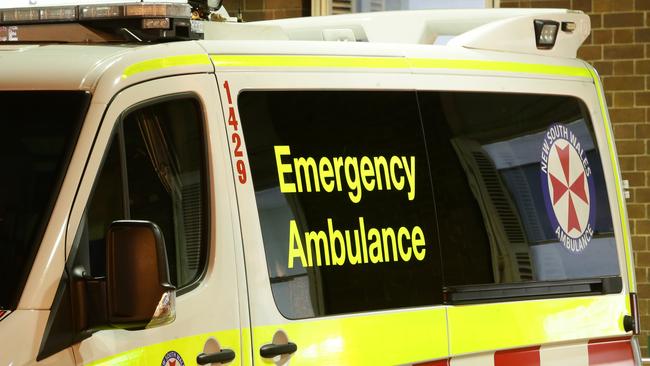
68 93 212 295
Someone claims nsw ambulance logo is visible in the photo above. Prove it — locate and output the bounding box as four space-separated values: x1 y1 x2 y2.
161 351 184 366
540 124 596 253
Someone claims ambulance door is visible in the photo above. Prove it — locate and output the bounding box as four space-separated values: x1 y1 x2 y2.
413 71 632 364
212 63 449 365
64 74 243 365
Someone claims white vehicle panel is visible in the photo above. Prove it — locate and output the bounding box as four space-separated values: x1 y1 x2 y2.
0 45 133 92
0 310 75 365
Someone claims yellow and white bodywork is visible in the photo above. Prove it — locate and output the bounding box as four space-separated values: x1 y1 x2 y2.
0 4 641 366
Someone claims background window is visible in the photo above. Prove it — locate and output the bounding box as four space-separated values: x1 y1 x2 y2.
0 91 88 310
74 98 207 289
240 91 443 319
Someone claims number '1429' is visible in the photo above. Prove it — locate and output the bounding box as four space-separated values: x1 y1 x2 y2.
224 80 247 184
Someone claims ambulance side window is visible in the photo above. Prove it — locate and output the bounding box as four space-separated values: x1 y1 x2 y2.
418 92 620 291
74 97 208 290
240 91 443 319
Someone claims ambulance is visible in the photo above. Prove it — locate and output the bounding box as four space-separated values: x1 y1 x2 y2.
0 0 642 365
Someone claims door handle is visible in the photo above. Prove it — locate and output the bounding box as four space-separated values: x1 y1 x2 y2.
196 348 236 365
260 342 298 358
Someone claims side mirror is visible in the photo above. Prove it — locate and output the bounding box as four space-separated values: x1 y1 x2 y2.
106 220 176 330
42 220 177 359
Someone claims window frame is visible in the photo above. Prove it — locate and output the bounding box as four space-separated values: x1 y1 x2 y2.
69 92 211 296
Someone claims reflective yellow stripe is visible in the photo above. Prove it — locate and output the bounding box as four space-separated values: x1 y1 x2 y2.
252 308 447 365
241 327 253 366
122 54 212 79
210 54 592 79
211 55 409 69
84 329 240 366
448 294 628 356
588 66 636 292
409 58 592 78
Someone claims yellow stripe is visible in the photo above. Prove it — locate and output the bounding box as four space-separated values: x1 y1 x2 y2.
84 329 240 366
253 308 447 365
448 294 628 355
409 58 592 78
122 54 212 79
211 54 409 69
210 54 592 79
241 327 253 366
588 66 636 292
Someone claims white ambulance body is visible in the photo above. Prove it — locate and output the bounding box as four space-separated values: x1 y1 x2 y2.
0 2 642 365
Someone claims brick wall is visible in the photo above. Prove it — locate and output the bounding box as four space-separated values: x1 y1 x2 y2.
501 0 650 356
221 0 309 21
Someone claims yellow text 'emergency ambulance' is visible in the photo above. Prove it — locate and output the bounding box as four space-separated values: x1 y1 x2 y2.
0 0 642 365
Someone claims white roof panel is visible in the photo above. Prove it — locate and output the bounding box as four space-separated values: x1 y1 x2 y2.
204 9 590 58
0 44 133 90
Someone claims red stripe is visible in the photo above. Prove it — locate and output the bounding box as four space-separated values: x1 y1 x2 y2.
494 346 540 366
588 337 634 366
413 359 449 366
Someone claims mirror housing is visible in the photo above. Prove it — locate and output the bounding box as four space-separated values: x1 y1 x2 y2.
106 220 176 330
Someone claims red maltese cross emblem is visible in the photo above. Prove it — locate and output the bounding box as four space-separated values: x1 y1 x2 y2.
548 143 590 236
541 124 595 253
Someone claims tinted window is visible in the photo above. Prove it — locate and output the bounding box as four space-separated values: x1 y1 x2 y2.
0 91 89 310
74 98 208 289
418 92 619 286
240 91 443 319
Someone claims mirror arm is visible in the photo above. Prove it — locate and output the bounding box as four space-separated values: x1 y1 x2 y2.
71 265 108 332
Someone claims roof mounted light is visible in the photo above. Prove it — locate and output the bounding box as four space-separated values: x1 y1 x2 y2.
41 6 78 21
3 6 78 22
0 3 194 42
142 17 170 29
126 3 188 17
562 21 576 32
79 5 124 19
78 3 189 19
534 19 559 50
1 3 191 24
3 8 40 23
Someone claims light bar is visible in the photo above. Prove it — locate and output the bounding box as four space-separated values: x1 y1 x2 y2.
40 6 78 21
79 5 124 19
3 8 39 22
126 4 187 17
142 17 170 29
0 3 190 24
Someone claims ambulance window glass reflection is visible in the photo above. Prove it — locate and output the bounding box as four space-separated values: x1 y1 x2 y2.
418 92 619 286
240 91 443 319
0 91 88 310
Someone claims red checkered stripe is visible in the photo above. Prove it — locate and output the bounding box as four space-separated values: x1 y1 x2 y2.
0 310 9 321
415 337 635 366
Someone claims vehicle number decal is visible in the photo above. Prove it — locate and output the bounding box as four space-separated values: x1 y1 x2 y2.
223 80 248 184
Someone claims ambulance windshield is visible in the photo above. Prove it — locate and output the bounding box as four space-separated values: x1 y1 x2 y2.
0 91 89 310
